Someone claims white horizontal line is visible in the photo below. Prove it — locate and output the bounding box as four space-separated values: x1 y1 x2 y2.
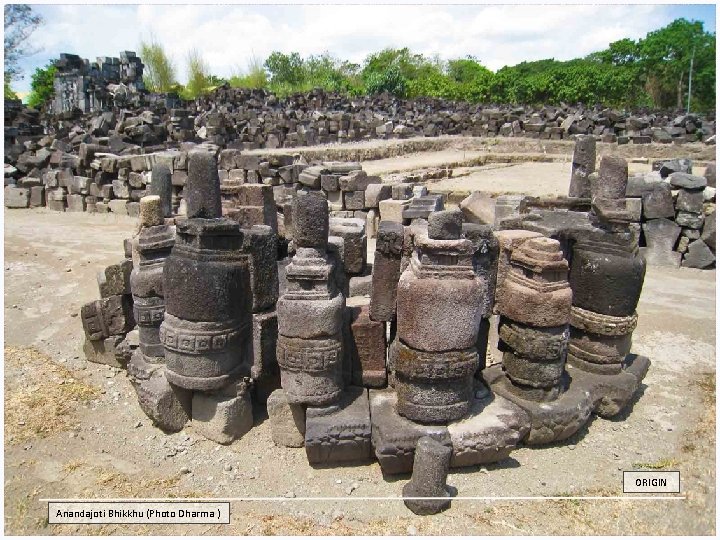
40 496 686 502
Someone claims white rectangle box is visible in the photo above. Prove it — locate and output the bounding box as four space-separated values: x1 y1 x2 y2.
48 501 230 524
623 471 680 493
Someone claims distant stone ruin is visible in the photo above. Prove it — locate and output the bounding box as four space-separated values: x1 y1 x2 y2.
50 51 146 115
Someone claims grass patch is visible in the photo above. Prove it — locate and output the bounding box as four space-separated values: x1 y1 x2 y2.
632 458 679 470
62 460 84 473
4 346 100 443
88 466 185 498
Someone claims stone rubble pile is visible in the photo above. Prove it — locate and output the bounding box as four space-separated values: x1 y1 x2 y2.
460 138 716 269
190 86 718 148
78 151 652 514
4 69 716 202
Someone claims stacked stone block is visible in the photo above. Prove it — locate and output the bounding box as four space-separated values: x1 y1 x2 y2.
126 196 190 432
276 191 346 405
160 151 254 444
561 139 717 269
395 210 486 423
567 157 646 377
497 237 572 401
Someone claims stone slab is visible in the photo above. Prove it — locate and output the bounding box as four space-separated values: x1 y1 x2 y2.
305 386 372 466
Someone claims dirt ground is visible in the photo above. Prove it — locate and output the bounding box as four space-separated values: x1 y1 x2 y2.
3 142 717 535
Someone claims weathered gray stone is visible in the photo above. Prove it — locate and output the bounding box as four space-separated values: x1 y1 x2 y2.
248 310 279 401
392 183 414 200
675 209 704 229
701 211 715 251
369 389 451 475
98 259 133 297
348 305 387 388
428 209 463 240
186 151 222 218
494 194 525 227
192 379 253 444
447 390 529 467
362 183 391 209
329 217 366 275
29 186 45 208
267 388 306 447
343 190 365 210
459 192 496 225
669 172 706 189
150 163 173 217
568 135 596 198
293 191 329 249
81 295 135 341
370 221 404 322
83 336 127 368
305 386 371 465
127 350 191 432
640 218 682 267
379 198 411 223
403 436 452 515
242 225 279 312
67 194 86 212
676 188 705 213
705 162 716 188
682 239 715 268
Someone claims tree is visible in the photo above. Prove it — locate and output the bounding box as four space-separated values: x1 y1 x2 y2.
139 36 177 92
637 18 715 109
4 4 43 81
27 62 56 108
365 64 407 98
264 51 305 93
4 72 18 99
184 49 211 99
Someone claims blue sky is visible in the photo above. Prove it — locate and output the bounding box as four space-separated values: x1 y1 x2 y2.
8 3 717 97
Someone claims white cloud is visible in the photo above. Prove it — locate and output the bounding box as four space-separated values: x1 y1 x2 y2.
10 3 700 95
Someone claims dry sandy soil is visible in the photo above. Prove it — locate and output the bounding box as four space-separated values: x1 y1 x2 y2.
3 141 717 535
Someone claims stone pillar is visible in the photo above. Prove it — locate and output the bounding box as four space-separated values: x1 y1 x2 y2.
130 196 174 361
127 195 191 432
568 135 596 198
242 224 280 402
369 221 404 322
462 223 499 372
395 209 487 423
640 218 682 267
160 151 253 390
568 156 646 375
276 191 346 405
497 237 572 400
150 164 173 218
402 436 452 515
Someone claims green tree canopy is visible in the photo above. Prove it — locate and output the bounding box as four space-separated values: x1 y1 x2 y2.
27 62 56 109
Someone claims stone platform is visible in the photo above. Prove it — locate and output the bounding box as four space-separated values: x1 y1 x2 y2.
484 353 650 445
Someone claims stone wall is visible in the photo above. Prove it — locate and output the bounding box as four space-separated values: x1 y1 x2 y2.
50 51 147 115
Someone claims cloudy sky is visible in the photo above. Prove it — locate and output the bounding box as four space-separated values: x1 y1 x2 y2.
10 2 717 96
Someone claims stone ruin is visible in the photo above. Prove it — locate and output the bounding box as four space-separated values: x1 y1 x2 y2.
460 137 716 270
79 147 656 515
51 51 146 115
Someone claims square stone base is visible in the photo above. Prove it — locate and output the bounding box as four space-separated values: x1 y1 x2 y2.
370 387 529 474
484 354 650 445
305 386 372 466
447 391 530 468
127 350 191 433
